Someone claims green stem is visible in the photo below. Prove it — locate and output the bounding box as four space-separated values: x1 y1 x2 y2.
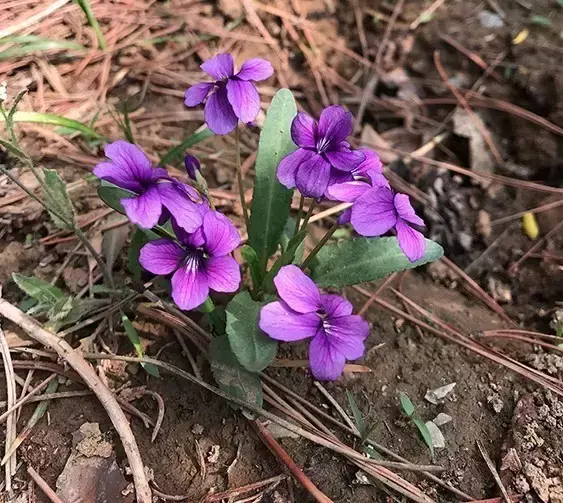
235 125 250 230
301 222 338 270
299 200 316 231
293 194 305 237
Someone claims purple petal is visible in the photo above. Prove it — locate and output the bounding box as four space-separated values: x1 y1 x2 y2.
350 187 397 237
291 112 317 149
139 239 185 275
184 154 200 181
171 261 209 311
277 148 315 189
184 83 214 106
355 148 383 178
309 329 346 381
200 53 234 80
157 183 203 233
325 147 365 172
396 219 426 262
394 193 425 226
121 186 162 229
93 162 143 193
371 173 391 189
326 181 371 203
226 79 260 124
205 255 241 293
320 294 353 317
337 208 352 225
259 301 320 341
317 105 353 146
173 218 206 249
295 154 331 198
236 58 274 81
204 86 238 135
324 315 369 360
273 265 320 314
104 141 153 182
202 211 240 256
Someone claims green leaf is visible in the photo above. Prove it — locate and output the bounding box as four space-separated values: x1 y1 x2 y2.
0 36 84 60
530 14 552 26
43 168 75 229
346 391 366 439
73 0 106 49
160 127 214 166
279 217 305 262
121 313 159 377
0 111 102 138
412 416 435 458
12 273 65 305
399 392 415 417
261 229 307 293
309 237 444 288
226 292 277 372
97 181 136 214
0 138 28 159
248 89 297 271
209 335 263 409
240 246 262 289
128 228 150 282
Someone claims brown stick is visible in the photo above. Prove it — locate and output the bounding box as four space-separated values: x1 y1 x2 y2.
252 420 334 503
0 299 151 502
27 466 64 503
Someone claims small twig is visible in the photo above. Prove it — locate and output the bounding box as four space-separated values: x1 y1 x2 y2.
253 420 334 503
314 381 358 434
0 374 57 424
204 474 285 502
173 328 202 380
476 440 511 503
410 0 447 29
0 299 151 502
144 390 165 443
0 328 17 492
0 0 71 38
27 466 64 503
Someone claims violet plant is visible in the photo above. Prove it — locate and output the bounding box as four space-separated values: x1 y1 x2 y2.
92 53 444 405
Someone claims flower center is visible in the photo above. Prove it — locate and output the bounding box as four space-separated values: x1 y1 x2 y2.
316 136 331 154
182 248 204 272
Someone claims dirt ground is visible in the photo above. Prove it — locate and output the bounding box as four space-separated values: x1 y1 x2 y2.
1 0 562 502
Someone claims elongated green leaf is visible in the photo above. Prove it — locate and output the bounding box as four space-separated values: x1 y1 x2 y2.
74 0 106 49
43 168 74 229
128 228 150 281
0 37 84 60
0 138 27 159
309 237 444 288
97 181 135 213
226 292 277 372
346 391 366 439
160 127 214 166
412 416 435 458
240 246 262 289
209 335 263 409
399 392 415 417
12 273 65 305
0 111 101 138
248 89 297 270
121 313 159 377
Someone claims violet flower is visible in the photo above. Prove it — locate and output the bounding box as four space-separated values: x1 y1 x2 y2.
139 210 241 311
351 187 426 262
326 148 390 224
277 106 365 199
94 141 203 232
184 53 273 135
259 265 370 381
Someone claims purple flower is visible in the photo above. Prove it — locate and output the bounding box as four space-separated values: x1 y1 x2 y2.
277 106 365 199
139 210 241 311
184 53 273 135
94 141 203 232
184 153 200 181
350 187 426 262
259 265 370 381
326 148 390 224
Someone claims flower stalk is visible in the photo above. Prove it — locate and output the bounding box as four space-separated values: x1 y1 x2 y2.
235 125 250 230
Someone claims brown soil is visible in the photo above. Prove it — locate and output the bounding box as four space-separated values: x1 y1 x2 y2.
1 0 562 501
